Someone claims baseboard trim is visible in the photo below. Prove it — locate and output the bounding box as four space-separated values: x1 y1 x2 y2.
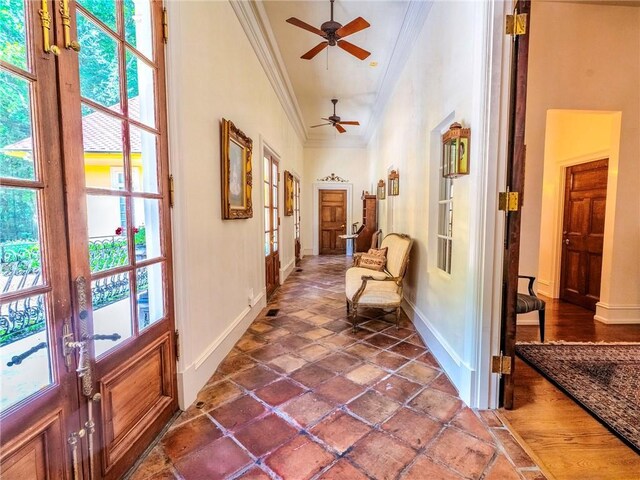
280 258 295 284
536 279 554 299
402 298 475 406
177 292 267 409
303 248 313 256
594 302 640 324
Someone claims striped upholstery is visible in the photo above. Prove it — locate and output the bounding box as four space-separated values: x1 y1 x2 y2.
516 293 545 314
380 234 412 278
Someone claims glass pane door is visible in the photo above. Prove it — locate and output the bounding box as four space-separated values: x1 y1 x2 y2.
75 0 167 358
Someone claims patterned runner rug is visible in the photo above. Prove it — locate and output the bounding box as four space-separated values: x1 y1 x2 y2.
516 342 640 454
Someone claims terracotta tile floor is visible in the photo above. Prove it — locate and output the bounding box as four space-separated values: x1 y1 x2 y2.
129 256 546 480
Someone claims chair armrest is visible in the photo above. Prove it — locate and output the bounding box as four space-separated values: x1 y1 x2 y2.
518 275 536 296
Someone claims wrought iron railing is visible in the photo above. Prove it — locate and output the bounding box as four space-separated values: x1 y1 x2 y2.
0 237 148 347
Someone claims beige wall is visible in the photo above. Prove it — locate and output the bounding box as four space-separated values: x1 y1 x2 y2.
166 0 304 408
365 0 508 405
302 147 369 254
522 1 640 323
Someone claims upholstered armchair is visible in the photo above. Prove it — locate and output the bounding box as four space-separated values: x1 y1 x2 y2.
345 233 413 331
517 275 546 342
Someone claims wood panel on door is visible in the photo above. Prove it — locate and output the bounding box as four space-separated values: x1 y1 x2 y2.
0 0 81 476
560 159 608 311
264 153 280 298
319 190 347 255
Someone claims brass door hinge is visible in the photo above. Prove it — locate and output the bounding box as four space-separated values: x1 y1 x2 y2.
174 329 180 361
498 190 519 212
491 352 512 376
505 13 527 36
169 174 175 208
162 7 168 43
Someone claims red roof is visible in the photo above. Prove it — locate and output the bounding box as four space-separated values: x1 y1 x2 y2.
3 97 146 153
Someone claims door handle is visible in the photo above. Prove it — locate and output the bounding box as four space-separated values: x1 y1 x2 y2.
565 238 570 245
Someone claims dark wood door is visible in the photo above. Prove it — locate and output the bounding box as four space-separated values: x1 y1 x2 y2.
500 0 531 409
264 154 280 298
559 159 608 311
57 1 178 478
0 1 83 477
319 190 347 255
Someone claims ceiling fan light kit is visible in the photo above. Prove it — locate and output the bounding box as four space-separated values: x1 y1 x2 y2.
286 0 371 61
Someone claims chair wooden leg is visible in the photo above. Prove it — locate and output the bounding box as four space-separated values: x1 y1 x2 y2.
395 307 401 329
351 306 359 333
539 308 546 343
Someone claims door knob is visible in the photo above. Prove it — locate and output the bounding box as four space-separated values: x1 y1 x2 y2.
565 239 570 245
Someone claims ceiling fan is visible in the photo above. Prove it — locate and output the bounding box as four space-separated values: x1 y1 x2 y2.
310 99 360 134
286 0 371 61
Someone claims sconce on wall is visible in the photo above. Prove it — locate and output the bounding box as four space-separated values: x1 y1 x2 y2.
442 122 471 178
377 180 386 200
388 170 399 196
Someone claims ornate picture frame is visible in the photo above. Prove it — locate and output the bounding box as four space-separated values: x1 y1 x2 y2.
284 171 294 216
221 118 253 219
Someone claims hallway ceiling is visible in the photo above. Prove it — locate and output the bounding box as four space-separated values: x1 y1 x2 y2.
260 0 430 148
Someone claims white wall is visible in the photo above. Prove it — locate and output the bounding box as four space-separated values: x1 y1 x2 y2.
166 0 304 408
302 147 369 255
521 2 640 323
365 1 508 407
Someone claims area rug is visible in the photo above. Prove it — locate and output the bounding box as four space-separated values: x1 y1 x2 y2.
515 342 640 453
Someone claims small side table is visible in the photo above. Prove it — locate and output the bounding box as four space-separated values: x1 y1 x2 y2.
338 234 359 257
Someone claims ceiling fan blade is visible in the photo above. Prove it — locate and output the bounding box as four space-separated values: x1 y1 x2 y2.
337 40 370 60
310 123 332 128
301 42 328 60
321 117 332 122
336 17 370 38
335 124 347 134
286 17 326 37
338 121 360 126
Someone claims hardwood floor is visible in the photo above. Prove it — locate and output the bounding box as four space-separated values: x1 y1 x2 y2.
502 296 640 480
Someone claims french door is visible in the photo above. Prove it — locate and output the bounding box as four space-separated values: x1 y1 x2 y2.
294 177 301 265
264 153 280 298
1 1 176 478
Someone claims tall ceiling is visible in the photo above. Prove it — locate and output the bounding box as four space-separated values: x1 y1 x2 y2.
260 0 430 148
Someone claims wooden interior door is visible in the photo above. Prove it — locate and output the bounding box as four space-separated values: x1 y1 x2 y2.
0 1 83 476
57 1 177 478
319 190 347 255
264 153 280 298
559 159 608 311
294 177 301 265
500 0 531 409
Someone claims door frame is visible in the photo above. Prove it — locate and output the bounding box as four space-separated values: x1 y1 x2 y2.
312 182 352 256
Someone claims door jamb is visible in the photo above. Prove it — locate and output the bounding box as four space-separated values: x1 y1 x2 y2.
312 182 353 256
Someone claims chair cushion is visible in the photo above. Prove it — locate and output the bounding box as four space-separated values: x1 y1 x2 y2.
516 294 545 314
368 247 388 257
355 281 402 306
359 253 386 271
345 267 390 299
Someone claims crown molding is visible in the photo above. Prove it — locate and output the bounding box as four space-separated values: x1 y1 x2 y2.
229 0 307 143
363 1 432 144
